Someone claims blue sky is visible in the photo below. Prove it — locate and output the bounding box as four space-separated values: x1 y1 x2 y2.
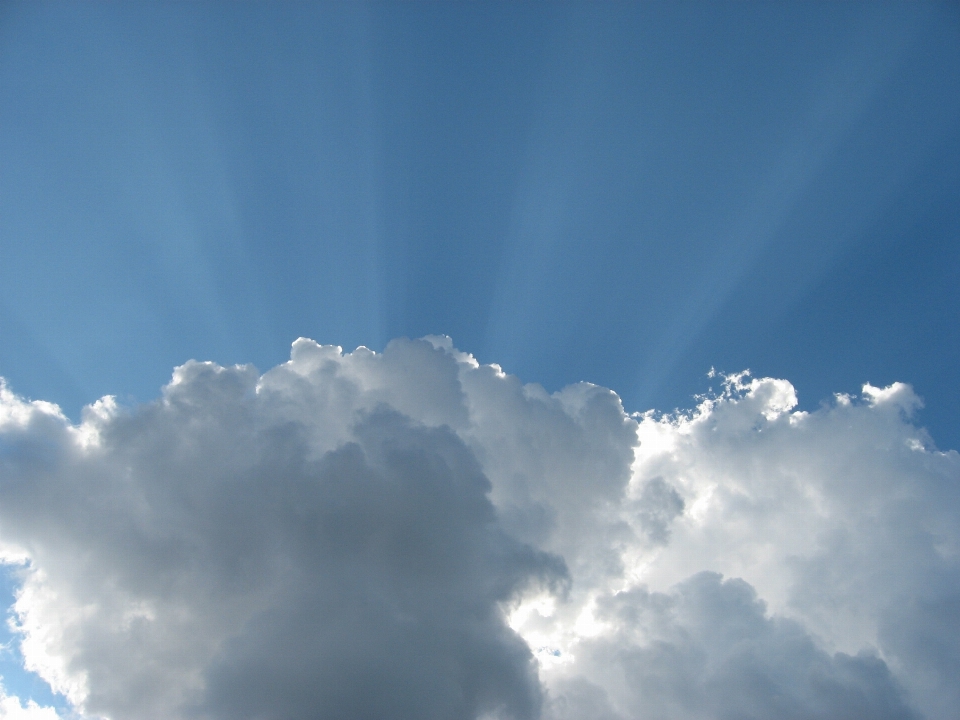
1 4 959 719
2 2 958 445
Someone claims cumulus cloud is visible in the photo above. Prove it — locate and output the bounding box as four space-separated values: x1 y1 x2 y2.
0 684 58 720
544 573 918 720
0 338 958 720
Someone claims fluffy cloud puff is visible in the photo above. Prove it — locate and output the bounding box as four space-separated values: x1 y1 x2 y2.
0 684 59 720
0 338 958 720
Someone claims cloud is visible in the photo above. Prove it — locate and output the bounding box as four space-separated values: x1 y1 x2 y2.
0 345 564 720
544 573 917 720
0 684 58 720
0 338 958 719
617 373 960 720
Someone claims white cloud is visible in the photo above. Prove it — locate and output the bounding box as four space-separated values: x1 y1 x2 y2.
0 684 59 720
0 340 958 719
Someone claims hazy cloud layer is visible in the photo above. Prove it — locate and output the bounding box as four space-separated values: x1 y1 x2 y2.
1 338 958 719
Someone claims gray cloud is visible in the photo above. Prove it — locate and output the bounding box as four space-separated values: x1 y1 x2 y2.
0 346 566 720
1 340 959 720
633 477 685 546
197 410 561 720
547 573 917 720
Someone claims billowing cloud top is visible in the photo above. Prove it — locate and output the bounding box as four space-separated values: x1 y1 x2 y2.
0 338 957 720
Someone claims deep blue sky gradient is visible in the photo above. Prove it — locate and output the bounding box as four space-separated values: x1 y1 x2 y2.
2 2 959 448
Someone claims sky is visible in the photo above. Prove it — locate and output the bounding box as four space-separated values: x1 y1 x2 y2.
0 3 959 720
